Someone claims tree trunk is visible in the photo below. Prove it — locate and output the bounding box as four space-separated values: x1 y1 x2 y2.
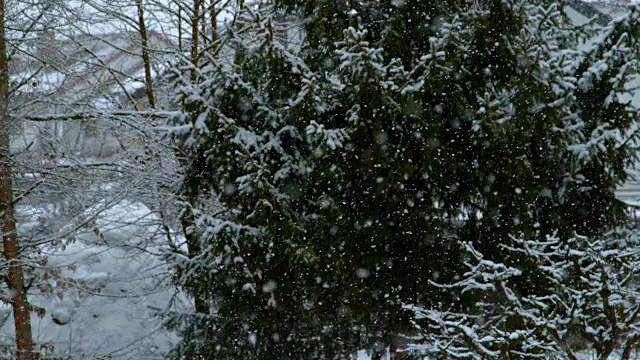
178 7 183 52
136 0 156 109
201 2 207 48
211 0 218 43
233 0 245 69
183 0 208 315
389 313 412 360
191 0 200 68
0 1 35 359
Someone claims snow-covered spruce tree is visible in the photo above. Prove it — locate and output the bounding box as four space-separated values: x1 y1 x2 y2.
167 3 352 359
168 0 640 358
405 229 640 360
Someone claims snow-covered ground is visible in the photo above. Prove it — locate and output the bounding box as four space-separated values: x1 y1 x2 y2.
0 200 186 359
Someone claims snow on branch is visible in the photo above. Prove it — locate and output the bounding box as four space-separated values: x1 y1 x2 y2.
15 110 180 122
405 230 640 360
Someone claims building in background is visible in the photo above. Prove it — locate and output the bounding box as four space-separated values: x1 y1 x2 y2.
8 30 174 162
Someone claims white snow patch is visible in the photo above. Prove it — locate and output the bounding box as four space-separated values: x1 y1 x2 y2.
2 200 187 358
51 302 73 326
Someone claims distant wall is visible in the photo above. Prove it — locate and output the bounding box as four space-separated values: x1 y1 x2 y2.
11 118 142 163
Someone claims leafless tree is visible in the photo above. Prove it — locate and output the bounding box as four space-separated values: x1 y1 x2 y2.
0 0 41 357
0 0 243 356
0 0 182 357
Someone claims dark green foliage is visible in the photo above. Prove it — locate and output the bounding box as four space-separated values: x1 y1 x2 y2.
168 0 640 358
